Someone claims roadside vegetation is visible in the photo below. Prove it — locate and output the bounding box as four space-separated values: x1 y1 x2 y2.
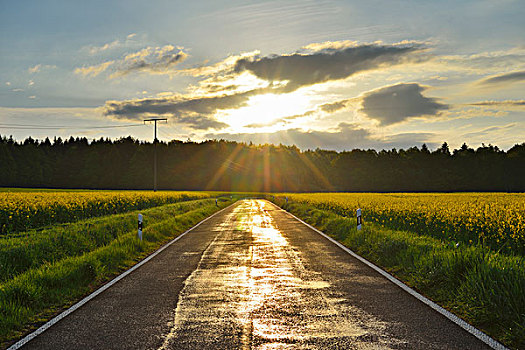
0 196 232 347
0 190 211 235
271 194 525 349
2 190 523 348
283 192 525 254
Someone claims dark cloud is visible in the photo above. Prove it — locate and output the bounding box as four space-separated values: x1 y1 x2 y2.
104 86 303 129
479 70 525 85
207 123 435 151
319 100 350 113
105 88 263 118
197 84 239 93
115 51 188 77
360 83 448 125
469 100 525 107
103 89 274 129
77 45 189 79
125 53 186 73
173 115 228 130
233 43 424 91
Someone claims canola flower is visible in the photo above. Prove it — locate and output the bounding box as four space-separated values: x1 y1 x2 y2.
0 191 210 235
282 193 525 254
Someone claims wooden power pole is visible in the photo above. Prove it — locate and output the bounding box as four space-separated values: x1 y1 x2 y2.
144 118 167 191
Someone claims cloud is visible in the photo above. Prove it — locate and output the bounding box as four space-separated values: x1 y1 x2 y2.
243 97 358 130
244 120 289 128
233 42 425 91
243 98 355 129
105 89 259 118
434 47 525 74
83 34 139 56
111 45 188 78
75 61 115 78
207 123 435 151
98 41 429 134
108 102 228 129
28 64 41 73
301 40 359 51
243 115 303 129
75 45 188 79
381 132 436 148
27 64 56 74
178 51 260 82
88 40 121 55
209 123 370 150
319 99 351 113
103 89 276 129
360 83 448 125
171 115 228 130
479 70 525 85
462 124 516 138
468 100 525 107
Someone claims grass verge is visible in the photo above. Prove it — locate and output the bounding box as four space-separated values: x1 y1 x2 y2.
272 199 524 350
0 199 214 282
0 198 232 347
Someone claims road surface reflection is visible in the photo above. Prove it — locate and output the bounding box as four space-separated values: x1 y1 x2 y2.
159 200 395 349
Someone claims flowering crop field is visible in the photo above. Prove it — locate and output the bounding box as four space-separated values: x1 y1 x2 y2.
0 190 211 235
282 193 525 254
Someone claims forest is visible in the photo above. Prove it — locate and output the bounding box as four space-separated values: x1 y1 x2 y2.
0 135 524 192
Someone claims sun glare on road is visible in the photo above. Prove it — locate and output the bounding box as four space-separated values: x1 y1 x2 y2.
159 200 394 349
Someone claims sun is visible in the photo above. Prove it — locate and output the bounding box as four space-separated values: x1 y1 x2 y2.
221 91 314 131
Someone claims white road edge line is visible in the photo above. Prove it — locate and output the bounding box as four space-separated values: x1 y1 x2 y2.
7 201 236 350
270 202 509 350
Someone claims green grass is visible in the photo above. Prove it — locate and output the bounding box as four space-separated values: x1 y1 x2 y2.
1 190 213 235
272 198 525 350
0 198 232 347
0 199 214 283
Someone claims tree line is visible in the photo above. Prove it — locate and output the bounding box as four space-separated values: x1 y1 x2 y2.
0 135 524 192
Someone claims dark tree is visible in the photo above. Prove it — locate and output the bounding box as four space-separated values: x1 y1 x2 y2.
0 135 524 192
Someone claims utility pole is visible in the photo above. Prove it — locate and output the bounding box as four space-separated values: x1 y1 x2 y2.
144 118 167 191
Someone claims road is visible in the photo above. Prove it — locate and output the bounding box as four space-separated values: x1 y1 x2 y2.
21 199 492 349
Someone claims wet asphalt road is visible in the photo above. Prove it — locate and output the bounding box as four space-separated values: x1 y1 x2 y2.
22 200 491 349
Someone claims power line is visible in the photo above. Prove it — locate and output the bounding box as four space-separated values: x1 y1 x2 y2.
158 128 177 140
0 123 144 130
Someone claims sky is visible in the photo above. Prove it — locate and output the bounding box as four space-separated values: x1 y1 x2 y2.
1 0 524 151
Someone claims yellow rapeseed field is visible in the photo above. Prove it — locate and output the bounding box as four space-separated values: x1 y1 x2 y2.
283 193 525 254
0 190 211 234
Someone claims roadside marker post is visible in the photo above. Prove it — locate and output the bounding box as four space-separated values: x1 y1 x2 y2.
138 214 143 241
276 202 509 350
7 203 238 350
357 208 362 230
